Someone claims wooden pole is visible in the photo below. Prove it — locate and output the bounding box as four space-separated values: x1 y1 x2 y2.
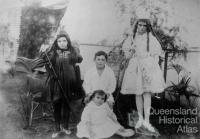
163 51 169 99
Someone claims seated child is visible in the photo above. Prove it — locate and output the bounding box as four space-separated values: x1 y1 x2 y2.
77 90 134 139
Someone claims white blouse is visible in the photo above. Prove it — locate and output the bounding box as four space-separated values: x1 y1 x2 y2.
83 65 116 102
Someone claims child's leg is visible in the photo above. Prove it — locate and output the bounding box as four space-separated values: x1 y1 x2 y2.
135 94 144 128
143 92 155 132
53 99 62 132
143 92 151 123
61 99 71 134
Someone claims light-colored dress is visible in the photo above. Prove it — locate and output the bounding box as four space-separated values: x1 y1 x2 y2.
121 33 165 95
77 102 121 139
83 65 116 102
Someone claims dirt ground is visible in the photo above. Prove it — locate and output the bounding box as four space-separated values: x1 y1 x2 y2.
0 71 200 139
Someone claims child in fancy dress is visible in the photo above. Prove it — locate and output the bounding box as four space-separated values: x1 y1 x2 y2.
77 90 134 139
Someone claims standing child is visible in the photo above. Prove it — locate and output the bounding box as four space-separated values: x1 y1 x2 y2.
77 90 134 139
121 18 165 132
41 30 83 138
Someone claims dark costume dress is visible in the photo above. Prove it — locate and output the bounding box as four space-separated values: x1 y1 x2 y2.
46 47 83 131
49 49 82 100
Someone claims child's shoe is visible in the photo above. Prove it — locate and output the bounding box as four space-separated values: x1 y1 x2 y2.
62 128 71 135
143 121 155 132
135 119 143 129
116 128 135 137
52 132 59 138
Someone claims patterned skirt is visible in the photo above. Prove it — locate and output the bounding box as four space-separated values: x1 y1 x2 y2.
121 56 165 95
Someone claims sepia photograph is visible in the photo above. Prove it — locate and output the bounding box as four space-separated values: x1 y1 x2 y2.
0 0 200 139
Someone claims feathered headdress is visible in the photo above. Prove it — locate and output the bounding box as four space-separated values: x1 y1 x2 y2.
135 7 151 20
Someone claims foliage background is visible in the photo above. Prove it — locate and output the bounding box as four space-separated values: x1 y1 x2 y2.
18 5 66 58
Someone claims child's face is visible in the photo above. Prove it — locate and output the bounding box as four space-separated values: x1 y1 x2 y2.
93 94 105 106
94 55 106 69
137 21 147 34
57 37 68 49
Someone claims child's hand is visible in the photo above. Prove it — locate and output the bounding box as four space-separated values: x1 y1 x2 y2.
84 93 92 104
126 49 135 59
65 51 71 54
106 93 110 98
84 96 90 104
107 101 114 109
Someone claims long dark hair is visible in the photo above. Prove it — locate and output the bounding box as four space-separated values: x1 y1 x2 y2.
50 33 75 54
132 19 152 38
